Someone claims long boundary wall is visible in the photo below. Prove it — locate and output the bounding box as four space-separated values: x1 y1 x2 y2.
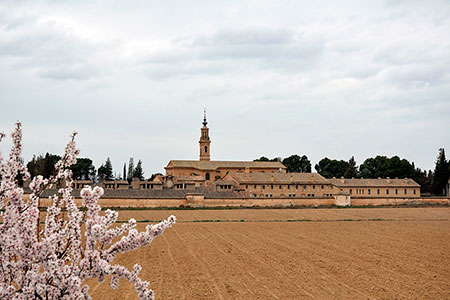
33 195 449 208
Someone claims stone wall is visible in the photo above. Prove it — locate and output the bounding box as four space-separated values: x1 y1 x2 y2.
28 195 449 208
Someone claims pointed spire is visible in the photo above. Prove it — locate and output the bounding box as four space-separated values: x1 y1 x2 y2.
202 108 208 126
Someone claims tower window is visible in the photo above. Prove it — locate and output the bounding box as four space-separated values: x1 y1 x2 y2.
205 173 210 180
204 146 208 153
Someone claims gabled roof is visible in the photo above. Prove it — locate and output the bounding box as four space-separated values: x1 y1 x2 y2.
227 172 329 184
328 178 420 187
173 175 205 182
165 160 286 171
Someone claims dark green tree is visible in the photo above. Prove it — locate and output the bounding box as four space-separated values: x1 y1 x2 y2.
359 156 416 179
254 156 279 162
344 156 358 178
431 148 449 195
134 159 144 180
98 157 114 180
123 163 127 181
282 154 311 173
27 153 61 178
127 158 134 183
71 158 96 180
315 158 349 178
414 168 433 194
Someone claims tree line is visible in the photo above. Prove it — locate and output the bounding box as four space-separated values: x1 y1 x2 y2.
26 154 145 183
255 148 450 195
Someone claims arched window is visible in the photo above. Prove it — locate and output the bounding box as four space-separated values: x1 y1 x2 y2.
205 146 208 153
205 172 210 180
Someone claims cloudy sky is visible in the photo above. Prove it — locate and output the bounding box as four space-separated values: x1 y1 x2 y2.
0 0 449 176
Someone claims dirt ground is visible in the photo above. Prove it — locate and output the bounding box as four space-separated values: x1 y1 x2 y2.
88 207 450 299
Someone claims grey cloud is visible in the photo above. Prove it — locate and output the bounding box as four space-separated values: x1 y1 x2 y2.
193 28 294 46
381 63 450 88
39 65 98 80
141 28 325 79
0 12 111 81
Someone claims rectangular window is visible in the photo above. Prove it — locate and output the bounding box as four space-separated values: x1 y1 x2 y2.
279 185 282 189
288 185 290 190
245 185 248 189
377 189 380 195
321 185 324 189
313 185 315 189
304 185 307 189
395 189 398 195
368 189 371 195
271 185 273 189
296 185 298 190
350 189 352 194
254 185 256 189
262 185 265 189
404 189 407 194
414 189 416 195
386 189 389 195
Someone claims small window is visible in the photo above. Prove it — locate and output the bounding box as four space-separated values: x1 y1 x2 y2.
404 189 407 194
271 185 273 189
288 185 290 190
395 189 398 195
377 189 380 195
313 185 315 190
386 189 389 195
254 185 257 189
413 189 416 195
262 185 265 190
304 185 307 189
245 185 248 189
368 189 371 195
279 185 282 189
205 173 210 180
321 185 324 190
350 189 352 194
204 146 208 153
296 185 298 190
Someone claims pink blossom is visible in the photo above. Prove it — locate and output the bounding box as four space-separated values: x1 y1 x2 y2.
0 123 175 300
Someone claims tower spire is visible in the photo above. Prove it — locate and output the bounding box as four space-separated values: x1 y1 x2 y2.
203 108 207 126
199 109 211 161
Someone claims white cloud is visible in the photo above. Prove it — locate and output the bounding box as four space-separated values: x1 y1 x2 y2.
0 0 449 174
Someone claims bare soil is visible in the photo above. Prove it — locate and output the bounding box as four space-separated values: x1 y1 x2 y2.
89 207 450 299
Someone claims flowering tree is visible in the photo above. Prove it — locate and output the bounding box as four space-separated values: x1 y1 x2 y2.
0 123 176 299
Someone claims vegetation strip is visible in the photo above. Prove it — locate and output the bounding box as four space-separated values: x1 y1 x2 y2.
112 218 449 224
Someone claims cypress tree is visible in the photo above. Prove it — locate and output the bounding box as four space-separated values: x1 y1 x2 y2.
134 160 145 180
123 163 127 181
127 158 134 183
431 148 449 195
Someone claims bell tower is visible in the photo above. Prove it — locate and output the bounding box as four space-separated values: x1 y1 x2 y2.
199 109 211 161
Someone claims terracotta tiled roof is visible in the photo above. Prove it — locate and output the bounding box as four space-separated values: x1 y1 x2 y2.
166 160 286 170
39 187 240 199
328 178 420 187
173 175 205 182
230 172 329 184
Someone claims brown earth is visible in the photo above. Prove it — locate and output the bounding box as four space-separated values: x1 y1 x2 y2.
88 207 450 299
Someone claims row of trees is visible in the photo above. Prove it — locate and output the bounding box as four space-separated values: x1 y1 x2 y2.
255 149 450 195
26 154 146 183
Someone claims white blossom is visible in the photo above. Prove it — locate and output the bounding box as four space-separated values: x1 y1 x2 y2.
0 123 176 299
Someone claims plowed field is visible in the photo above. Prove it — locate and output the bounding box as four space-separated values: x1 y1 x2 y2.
89 207 450 299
